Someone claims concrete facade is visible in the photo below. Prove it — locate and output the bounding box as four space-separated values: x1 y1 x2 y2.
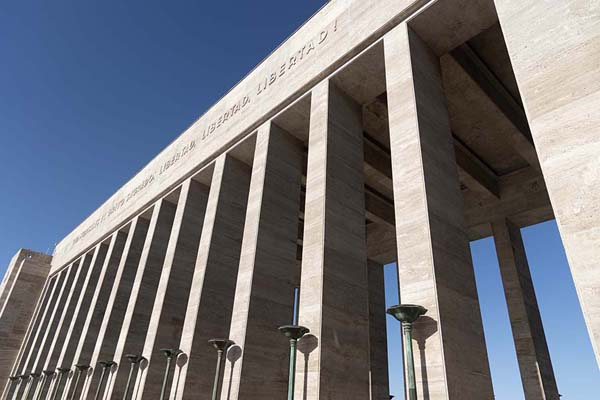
1 0 598 399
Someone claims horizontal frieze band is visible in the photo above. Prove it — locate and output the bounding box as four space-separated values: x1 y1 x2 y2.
51 0 429 272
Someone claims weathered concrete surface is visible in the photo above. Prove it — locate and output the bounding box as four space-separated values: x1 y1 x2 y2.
61 233 126 400
35 253 92 400
0 250 51 391
82 216 150 400
172 154 250 400
49 246 107 400
492 218 559 399
494 0 600 365
384 23 493 399
220 122 303 400
104 199 176 400
134 179 209 400
295 81 370 400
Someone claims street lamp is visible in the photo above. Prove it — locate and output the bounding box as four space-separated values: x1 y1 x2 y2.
39 371 55 400
278 325 310 400
26 373 41 400
93 361 116 400
123 355 144 400
69 365 90 400
159 349 181 400
207 339 234 400
387 304 427 400
51 368 70 400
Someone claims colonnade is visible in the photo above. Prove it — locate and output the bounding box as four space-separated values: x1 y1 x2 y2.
2 0 597 395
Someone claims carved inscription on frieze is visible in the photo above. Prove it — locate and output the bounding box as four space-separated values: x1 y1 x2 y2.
70 139 197 247
65 18 339 254
201 19 338 142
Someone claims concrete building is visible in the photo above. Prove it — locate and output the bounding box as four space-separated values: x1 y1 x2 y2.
0 0 598 399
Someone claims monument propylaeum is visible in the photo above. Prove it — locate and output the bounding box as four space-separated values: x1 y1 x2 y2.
1 0 598 399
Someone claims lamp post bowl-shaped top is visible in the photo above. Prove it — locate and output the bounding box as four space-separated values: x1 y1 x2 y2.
208 339 234 352
386 304 427 324
125 354 145 364
159 349 182 359
278 325 310 340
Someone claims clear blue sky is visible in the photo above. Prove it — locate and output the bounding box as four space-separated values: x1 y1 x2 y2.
0 1 597 399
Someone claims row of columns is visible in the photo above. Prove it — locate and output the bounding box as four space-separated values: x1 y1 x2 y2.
2 17 572 400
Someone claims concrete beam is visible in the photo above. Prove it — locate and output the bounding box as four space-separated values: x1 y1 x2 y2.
450 43 540 170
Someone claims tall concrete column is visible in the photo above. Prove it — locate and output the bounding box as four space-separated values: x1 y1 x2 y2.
368 261 390 400
81 216 150 400
134 179 209 400
61 232 127 400
494 0 600 365
172 154 250 400
0 251 51 391
384 23 493 399
49 245 108 400
294 80 370 400
12 270 66 400
28 264 78 376
219 122 304 400
35 254 92 400
21 262 78 400
104 199 177 400
492 218 559 399
3 270 52 394
18 270 68 377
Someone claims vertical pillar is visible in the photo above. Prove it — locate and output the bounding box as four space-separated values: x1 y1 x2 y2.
135 179 209 400
80 215 150 400
104 199 177 400
494 0 600 365
61 232 127 400
0 251 51 390
18 270 68 378
368 261 390 400
219 122 303 400
294 80 370 400
48 245 108 400
492 219 559 399
172 154 250 400
29 264 78 378
384 23 493 399
34 254 92 400
3 274 52 398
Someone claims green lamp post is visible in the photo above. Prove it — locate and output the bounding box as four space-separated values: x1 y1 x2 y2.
207 339 234 400
11 375 27 400
278 325 309 400
123 355 144 400
51 368 70 400
7 376 18 398
40 371 55 400
93 361 116 400
159 349 181 400
26 373 41 400
69 364 90 400
387 304 427 400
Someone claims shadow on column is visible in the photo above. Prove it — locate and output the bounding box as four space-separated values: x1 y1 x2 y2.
413 316 438 400
297 334 318 400
223 345 241 400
